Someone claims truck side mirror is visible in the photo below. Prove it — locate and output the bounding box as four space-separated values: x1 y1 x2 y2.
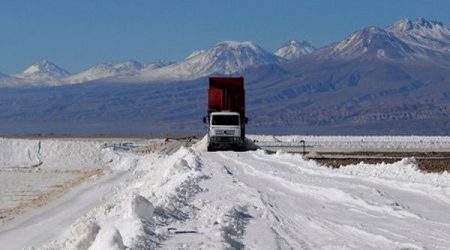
245 117 249 124
203 116 207 124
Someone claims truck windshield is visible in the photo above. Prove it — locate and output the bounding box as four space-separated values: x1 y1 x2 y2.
212 115 239 126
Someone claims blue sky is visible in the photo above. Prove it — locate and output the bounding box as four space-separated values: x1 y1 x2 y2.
0 0 449 74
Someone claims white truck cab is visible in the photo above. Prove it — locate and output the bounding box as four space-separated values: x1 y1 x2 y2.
207 111 244 151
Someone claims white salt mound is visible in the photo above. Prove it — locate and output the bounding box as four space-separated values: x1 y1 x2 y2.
129 194 154 221
71 221 100 250
192 135 208 152
89 226 125 250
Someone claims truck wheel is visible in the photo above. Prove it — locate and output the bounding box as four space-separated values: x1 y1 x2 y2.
207 146 213 152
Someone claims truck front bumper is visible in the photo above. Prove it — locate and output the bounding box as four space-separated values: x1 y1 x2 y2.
209 136 243 144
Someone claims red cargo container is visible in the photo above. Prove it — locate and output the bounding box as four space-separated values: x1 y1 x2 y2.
208 76 245 125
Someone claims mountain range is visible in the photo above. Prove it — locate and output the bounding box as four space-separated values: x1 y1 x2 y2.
1 17 450 135
0 39 312 86
2 17 449 87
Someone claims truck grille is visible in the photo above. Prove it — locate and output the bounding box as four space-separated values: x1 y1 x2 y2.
215 129 235 136
217 137 233 142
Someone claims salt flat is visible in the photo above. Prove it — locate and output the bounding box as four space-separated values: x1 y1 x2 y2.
0 136 449 249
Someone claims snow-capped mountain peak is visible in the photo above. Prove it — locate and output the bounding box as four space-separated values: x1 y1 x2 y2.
388 17 445 33
184 41 262 61
111 60 143 73
64 60 146 83
387 17 450 53
18 60 69 79
330 26 414 59
183 40 284 74
133 40 285 81
8 60 71 86
216 40 259 50
275 40 316 60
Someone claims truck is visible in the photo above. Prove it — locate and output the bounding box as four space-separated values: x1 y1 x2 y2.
203 76 247 151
